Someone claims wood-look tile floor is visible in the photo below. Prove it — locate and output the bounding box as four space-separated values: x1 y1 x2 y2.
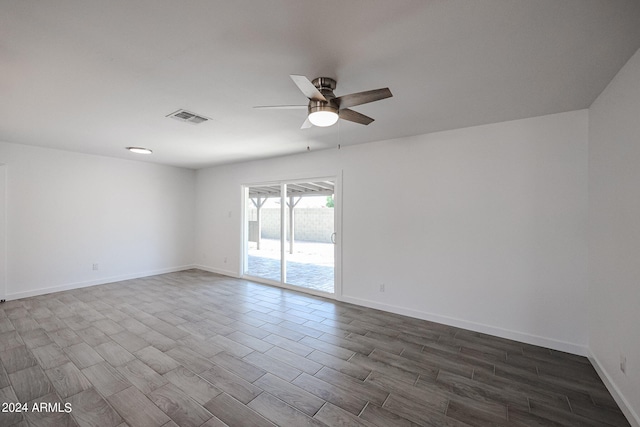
0 269 630 427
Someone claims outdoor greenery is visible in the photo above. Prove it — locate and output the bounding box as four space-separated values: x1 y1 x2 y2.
326 195 334 208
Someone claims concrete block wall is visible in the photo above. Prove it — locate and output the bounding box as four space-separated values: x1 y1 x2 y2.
248 208 334 242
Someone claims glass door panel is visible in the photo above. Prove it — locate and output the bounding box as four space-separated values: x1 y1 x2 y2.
245 184 282 282
284 181 335 293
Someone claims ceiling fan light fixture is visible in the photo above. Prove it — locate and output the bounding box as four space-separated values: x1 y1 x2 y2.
308 110 339 127
308 103 339 127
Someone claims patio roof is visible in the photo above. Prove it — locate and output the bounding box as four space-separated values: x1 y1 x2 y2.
248 181 334 198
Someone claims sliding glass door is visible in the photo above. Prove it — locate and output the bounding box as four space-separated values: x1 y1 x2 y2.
243 179 336 295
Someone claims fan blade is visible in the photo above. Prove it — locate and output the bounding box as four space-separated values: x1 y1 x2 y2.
339 108 374 125
335 88 392 109
254 105 307 109
290 75 327 102
301 116 312 129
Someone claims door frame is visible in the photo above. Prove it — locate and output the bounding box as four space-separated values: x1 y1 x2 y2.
240 173 342 299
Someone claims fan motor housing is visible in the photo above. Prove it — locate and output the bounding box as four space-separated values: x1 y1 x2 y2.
312 77 336 90
308 101 338 115
309 77 338 114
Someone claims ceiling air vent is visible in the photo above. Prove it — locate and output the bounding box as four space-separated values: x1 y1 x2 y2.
166 109 210 124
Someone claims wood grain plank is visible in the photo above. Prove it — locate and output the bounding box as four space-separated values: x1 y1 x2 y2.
264 347 322 375
306 350 370 380
117 359 168 394
107 386 171 427
360 403 421 427
314 366 388 405
204 393 275 427
254 373 325 417
65 387 123 427
134 346 180 375
63 342 104 369
292 373 367 415
8 365 53 402
82 362 131 397
242 351 301 382
314 402 377 427
199 365 263 404
45 361 92 398
0 345 38 374
163 366 222 405
149 383 213 427
94 341 136 366
247 391 326 427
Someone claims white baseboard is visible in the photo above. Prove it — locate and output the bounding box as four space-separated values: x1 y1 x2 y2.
589 351 640 427
5 264 196 300
193 264 240 278
338 294 588 356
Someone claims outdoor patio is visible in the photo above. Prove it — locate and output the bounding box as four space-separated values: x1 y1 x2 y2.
246 238 334 293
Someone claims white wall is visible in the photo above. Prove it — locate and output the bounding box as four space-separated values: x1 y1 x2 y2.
0 142 196 299
0 164 6 300
588 48 640 424
196 110 589 354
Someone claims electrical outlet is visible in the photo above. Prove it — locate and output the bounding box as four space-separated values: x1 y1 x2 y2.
620 354 627 375
379 283 385 292
224 257 228 264
92 263 99 271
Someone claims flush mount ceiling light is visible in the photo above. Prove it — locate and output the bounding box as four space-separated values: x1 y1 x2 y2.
126 147 153 154
254 75 392 129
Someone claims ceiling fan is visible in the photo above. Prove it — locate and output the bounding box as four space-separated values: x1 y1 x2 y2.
255 75 392 128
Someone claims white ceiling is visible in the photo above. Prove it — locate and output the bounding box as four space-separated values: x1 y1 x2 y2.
2 1 640 169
